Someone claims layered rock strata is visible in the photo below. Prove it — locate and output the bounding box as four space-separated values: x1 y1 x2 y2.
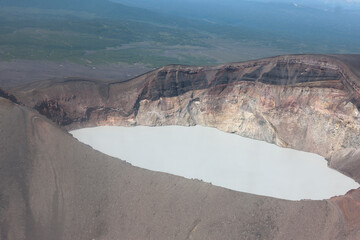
12 55 360 158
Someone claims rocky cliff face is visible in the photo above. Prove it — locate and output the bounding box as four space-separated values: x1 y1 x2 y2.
12 55 360 159
3 54 360 239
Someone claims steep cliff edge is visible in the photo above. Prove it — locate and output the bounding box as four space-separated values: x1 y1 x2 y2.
11 55 360 159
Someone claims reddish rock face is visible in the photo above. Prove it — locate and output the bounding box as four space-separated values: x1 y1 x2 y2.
331 189 360 233
4 54 360 239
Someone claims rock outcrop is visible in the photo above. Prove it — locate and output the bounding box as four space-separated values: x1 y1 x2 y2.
0 87 19 104
12 55 360 158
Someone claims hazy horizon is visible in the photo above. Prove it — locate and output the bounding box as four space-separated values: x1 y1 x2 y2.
113 0 360 10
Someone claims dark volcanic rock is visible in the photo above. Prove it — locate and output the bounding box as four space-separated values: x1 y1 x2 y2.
34 99 74 126
0 87 19 104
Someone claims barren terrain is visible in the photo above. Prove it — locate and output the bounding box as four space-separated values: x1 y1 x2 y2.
1 54 360 239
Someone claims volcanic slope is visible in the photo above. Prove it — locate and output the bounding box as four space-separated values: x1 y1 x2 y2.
0 93 359 240
3 54 360 239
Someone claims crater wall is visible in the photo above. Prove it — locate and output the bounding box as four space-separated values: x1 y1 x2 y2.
3 54 360 239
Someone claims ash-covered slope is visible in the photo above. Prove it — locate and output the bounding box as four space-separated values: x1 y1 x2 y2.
2 54 360 239
0 95 359 240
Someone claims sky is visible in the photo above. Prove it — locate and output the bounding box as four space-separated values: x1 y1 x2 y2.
237 0 360 10
254 0 360 7
254 0 360 2
114 0 360 11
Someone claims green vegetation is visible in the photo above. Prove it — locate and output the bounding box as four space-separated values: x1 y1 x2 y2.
0 7 218 66
0 2 359 67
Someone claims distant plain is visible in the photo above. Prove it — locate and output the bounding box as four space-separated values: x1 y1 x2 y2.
1 0 359 90
1 0 359 76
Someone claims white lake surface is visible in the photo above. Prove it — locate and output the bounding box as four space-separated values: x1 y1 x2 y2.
71 126 359 200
